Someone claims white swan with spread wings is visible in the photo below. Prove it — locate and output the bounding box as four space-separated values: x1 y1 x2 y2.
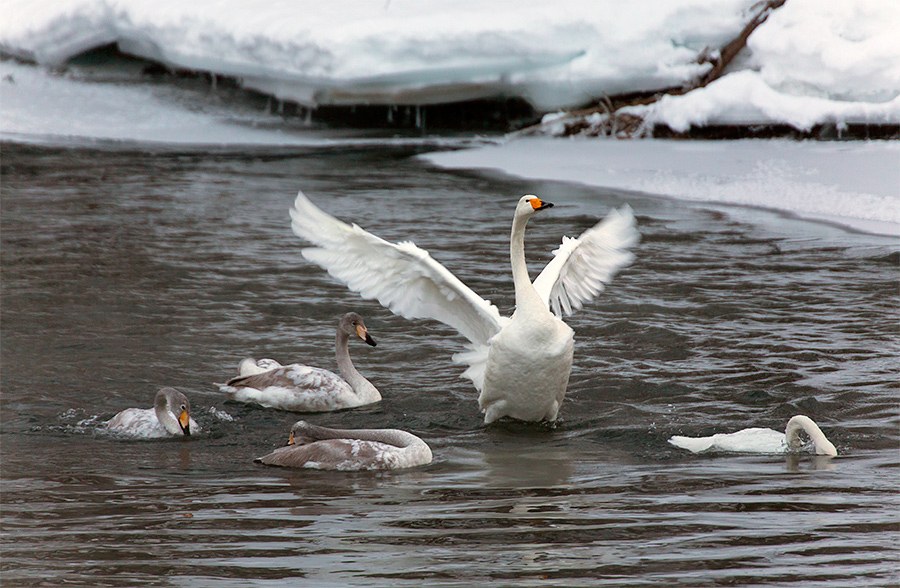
290 191 638 423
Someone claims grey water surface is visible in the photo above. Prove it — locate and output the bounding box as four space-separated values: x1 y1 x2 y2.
1 142 898 587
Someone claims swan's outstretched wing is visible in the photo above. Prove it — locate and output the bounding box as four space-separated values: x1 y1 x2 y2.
532 205 639 317
289 190 504 349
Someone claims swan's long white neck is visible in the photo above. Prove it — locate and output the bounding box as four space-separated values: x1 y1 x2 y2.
785 415 837 456
335 331 380 402
297 422 420 449
154 395 183 436
510 212 546 313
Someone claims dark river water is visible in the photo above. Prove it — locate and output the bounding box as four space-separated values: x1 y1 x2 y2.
2 141 898 587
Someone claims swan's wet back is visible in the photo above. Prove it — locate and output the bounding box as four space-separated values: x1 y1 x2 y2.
2 142 897 587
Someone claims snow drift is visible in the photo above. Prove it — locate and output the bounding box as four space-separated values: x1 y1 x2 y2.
2 0 898 132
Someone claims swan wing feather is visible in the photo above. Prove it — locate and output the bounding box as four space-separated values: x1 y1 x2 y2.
290 190 503 347
225 364 345 392
106 408 200 438
532 205 639 317
221 365 362 412
106 408 167 438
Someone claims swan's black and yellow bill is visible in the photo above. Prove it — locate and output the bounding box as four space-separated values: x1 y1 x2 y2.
356 324 377 347
178 409 191 436
529 197 554 211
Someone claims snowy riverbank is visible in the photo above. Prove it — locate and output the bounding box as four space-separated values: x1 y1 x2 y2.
2 0 898 134
423 138 900 237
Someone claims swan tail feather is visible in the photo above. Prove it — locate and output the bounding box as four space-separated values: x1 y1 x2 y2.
452 343 491 392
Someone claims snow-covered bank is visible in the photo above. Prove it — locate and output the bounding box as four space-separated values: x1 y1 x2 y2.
631 72 900 134
533 1 900 137
0 0 756 111
422 139 900 237
0 60 482 147
0 60 302 145
1 0 898 134
657 0 900 131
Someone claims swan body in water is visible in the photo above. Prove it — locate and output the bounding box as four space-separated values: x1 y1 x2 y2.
290 191 638 423
106 387 199 438
668 415 838 456
218 313 380 412
256 420 433 471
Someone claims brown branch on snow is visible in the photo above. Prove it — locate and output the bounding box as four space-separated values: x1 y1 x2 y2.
695 0 786 89
518 0 787 138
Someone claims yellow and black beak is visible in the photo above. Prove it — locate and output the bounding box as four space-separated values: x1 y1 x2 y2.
530 197 554 211
356 324 377 347
178 409 191 436
287 430 296 446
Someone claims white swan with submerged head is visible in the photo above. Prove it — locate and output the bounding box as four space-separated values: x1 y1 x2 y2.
106 387 199 439
218 312 380 412
668 415 838 456
256 420 433 471
290 191 638 423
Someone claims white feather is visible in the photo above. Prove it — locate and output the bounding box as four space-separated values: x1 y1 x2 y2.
533 205 639 317
291 191 504 388
669 428 788 454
